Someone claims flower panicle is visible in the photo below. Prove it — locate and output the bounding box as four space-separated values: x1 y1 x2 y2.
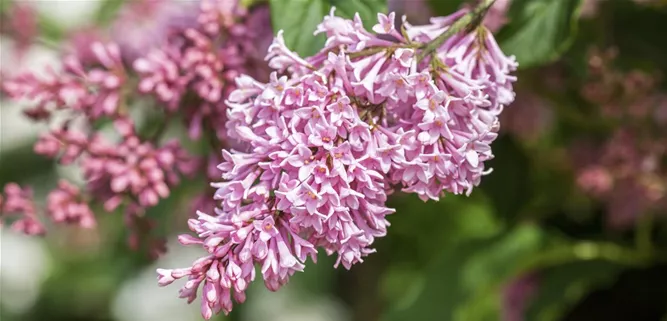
159 5 517 318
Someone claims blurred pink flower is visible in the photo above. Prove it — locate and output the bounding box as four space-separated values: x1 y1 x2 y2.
0 183 45 235
111 0 199 63
1 4 38 61
47 180 96 228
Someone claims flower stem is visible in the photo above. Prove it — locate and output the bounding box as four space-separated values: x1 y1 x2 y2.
416 0 496 63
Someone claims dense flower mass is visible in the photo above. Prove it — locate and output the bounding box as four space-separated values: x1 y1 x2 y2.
1 0 272 249
157 6 517 318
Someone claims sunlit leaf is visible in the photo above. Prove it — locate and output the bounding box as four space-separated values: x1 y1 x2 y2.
499 0 583 68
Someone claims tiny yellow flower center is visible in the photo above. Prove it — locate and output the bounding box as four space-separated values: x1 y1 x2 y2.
322 137 331 143
264 223 273 231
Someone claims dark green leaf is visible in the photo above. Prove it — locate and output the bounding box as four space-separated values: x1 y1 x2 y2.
479 135 532 222
0 144 55 186
330 0 387 27
499 0 583 68
269 0 387 57
383 192 501 267
382 224 544 321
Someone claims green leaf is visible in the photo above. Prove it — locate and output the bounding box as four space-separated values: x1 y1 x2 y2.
498 0 583 68
382 219 648 321
0 1 9 16
383 192 502 267
330 0 387 28
269 0 387 57
94 0 126 26
37 13 66 42
460 225 544 292
269 0 328 57
382 224 544 321
0 143 55 186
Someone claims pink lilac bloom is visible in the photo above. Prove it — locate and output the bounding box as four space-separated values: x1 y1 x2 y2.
572 50 667 229
482 0 512 32
3 42 127 121
573 129 666 229
47 180 96 228
132 0 273 219
576 166 614 197
499 88 554 142
30 117 198 212
1 0 272 249
1 3 38 62
134 0 272 140
0 183 45 235
65 28 109 67
159 6 517 318
110 0 199 63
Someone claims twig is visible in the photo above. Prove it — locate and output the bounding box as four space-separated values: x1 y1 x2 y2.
416 0 497 63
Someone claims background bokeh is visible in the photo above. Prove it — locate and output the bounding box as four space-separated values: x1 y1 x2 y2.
2 0 667 321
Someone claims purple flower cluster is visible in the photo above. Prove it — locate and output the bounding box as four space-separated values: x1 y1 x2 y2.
110 0 199 64
47 180 96 228
33 119 199 211
1 0 273 254
134 0 271 142
158 8 516 318
572 47 667 229
0 184 44 235
4 42 126 121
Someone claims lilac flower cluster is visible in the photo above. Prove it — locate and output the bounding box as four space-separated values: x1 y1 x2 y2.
4 42 127 121
1 0 272 253
134 0 271 142
572 47 667 229
0 3 37 63
47 180 96 228
0 184 44 235
158 7 516 318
